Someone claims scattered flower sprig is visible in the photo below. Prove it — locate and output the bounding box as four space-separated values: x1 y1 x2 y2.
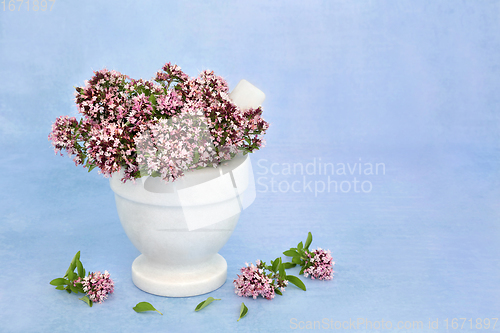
50 251 114 306
233 257 305 300
283 232 334 280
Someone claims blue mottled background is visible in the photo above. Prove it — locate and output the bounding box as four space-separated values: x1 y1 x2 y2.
0 1 499 332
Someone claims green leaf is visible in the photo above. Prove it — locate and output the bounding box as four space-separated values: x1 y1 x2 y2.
275 288 283 296
292 257 302 265
148 94 157 105
304 232 313 250
77 260 85 278
69 284 80 294
133 302 163 315
237 302 248 322
194 297 221 312
271 259 279 273
73 283 85 294
278 259 286 279
67 271 76 281
297 242 303 250
283 249 299 257
72 251 81 264
55 286 65 290
283 262 296 269
50 278 68 286
65 251 80 277
79 296 93 307
286 275 306 291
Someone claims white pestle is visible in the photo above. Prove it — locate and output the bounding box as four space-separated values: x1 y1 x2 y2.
229 79 266 109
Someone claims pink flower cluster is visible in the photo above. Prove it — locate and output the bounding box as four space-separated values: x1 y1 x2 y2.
303 248 334 280
233 260 285 300
48 62 269 182
47 116 81 164
74 271 114 304
135 108 218 181
155 62 189 84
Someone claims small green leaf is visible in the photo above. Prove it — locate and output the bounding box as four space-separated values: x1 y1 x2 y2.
77 260 85 278
304 232 313 250
50 278 68 286
79 296 93 307
283 249 299 257
69 284 80 294
55 286 65 290
67 271 76 281
275 288 283 296
72 251 81 265
65 251 80 277
133 302 163 315
283 262 297 269
148 94 157 105
195 297 221 311
237 302 248 322
271 259 279 273
297 242 303 250
292 257 302 265
286 275 306 291
278 260 286 279
74 283 85 294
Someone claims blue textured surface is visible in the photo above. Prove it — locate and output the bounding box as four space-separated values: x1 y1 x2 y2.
1 1 499 332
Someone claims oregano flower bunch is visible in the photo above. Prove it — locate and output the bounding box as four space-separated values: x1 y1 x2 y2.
74 271 114 304
233 257 305 300
234 232 334 300
50 251 114 307
283 232 335 280
49 63 269 182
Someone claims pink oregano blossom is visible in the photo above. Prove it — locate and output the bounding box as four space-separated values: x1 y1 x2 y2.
303 248 334 280
283 232 335 281
48 116 81 164
134 107 218 181
233 260 288 300
74 271 114 304
48 63 269 182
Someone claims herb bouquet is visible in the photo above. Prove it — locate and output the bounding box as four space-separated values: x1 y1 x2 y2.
49 62 268 182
